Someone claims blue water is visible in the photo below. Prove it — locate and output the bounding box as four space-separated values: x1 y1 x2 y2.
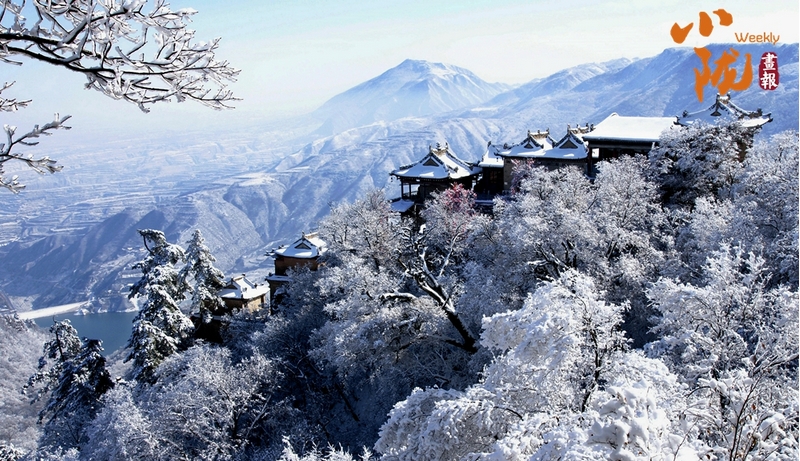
34 311 138 356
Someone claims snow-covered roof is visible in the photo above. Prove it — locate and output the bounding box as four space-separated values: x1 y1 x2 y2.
390 198 416 213
582 113 677 143
495 130 555 159
495 128 587 160
567 123 594 137
265 274 292 283
676 93 772 128
548 130 589 160
478 142 504 168
219 275 269 300
275 232 327 259
391 143 481 180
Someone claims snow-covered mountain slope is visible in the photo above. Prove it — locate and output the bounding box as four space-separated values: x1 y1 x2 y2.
481 58 635 109
1 45 796 311
311 59 512 135
475 43 797 137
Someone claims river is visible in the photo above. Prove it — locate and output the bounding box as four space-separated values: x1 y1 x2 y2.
34 311 139 356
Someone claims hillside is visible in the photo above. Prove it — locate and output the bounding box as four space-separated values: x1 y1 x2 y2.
0 43 796 312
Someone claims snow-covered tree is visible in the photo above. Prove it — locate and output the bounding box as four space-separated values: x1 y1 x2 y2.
79 384 159 460
322 189 400 271
491 158 667 345
278 440 372 461
0 0 238 192
181 229 226 323
495 158 665 288
375 272 700 461
24 319 82 404
84 344 286 460
38 338 114 451
390 204 482 354
648 245 799 460
0 443 25 461
0 315 47 452
295 187 492 449
733 130 798 287
127 229 193 383
667 130 799 288
648 121 752 209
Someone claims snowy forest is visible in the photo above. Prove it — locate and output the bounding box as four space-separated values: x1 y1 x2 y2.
0 121 797 460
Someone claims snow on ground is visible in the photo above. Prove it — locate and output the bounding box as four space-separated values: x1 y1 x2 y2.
17 301 90 320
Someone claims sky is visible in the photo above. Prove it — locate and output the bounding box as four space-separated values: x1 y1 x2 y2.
2 0 798 144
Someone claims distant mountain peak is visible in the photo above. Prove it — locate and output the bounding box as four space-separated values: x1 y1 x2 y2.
312 59 511 136
392 59 464 76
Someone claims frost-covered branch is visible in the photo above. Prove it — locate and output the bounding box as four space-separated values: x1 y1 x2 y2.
399 224 477 353
0 0 238 191
0 81 30 112
0 112 69 192
0 0 239 111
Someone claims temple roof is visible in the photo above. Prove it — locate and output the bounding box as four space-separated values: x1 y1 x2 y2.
676 93 772 128
275 232 327 259
219 275 269 300
389 198 416 213
478 141 504 168
548 130 589 160
582 113 677 143
495 127 588 160
391 142 481 180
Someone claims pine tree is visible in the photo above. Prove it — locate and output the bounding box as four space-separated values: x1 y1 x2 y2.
24 320 82 404
181 230 226 323
39 339 114 450
127 229 193 383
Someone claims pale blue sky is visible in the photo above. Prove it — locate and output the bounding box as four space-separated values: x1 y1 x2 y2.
2 0 797 143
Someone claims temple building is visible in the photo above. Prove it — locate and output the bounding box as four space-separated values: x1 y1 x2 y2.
266 232 327 305
474 141 505 206
476 126 592 194
387 95 772 209
390 142 481 215
195 273 269 342
218 274 270 314
582 113 677 175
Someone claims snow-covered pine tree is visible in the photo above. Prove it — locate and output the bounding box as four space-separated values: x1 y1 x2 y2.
39 338 114 450
24 320 82 404
181 230 226 323
127 229 193 384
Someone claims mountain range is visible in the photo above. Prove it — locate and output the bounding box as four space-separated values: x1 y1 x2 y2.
1 43 797 312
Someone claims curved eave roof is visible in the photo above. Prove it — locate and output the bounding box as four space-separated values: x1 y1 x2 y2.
500 148 587 160
275 235 328 259
478 146 504 168
391 148 481 180
219 277 269 300
390 198 416 213
495 131 556 159
676 98 772 128
496 142 554 159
